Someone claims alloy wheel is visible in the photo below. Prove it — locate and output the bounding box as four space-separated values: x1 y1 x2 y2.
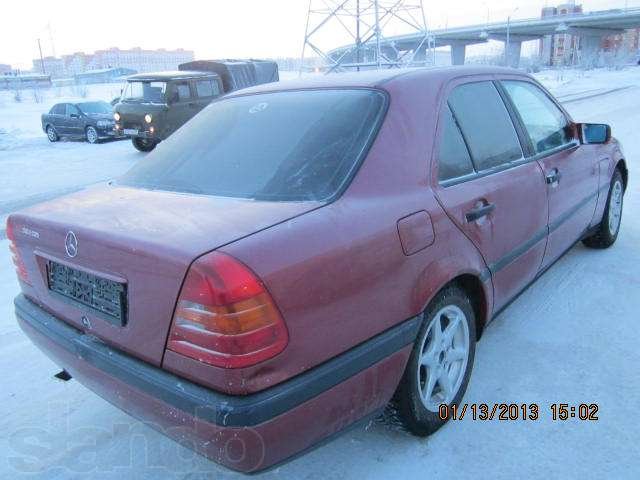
47 127 57 141
417 305 470 412
608 180 623 236
86 127 98 144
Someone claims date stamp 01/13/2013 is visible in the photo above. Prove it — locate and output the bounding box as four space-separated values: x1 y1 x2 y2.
438 403 599 422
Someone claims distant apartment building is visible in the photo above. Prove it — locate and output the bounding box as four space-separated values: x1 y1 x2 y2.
74 67 138 85
601 28 640 58
90 47 194 72
540 2 640 66
33 47 195 78
35 56 66 78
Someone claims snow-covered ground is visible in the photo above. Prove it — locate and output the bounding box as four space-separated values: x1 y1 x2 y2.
0 83 139 233
1 68 639 479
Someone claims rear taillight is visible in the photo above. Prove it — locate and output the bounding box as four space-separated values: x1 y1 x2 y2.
6 218 31 285
167 252 288 368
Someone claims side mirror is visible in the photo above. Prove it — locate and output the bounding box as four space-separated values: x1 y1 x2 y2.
70 113 79 119
579 123 611 144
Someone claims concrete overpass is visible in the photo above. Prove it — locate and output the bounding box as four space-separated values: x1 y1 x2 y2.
329 8 640 68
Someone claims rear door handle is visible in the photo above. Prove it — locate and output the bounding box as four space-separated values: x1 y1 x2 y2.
465 202 495 222
546 168 561 185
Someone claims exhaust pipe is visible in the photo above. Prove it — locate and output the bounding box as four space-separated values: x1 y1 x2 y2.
54 369 72 381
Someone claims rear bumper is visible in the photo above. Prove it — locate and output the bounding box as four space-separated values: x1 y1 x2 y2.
15 294 416 472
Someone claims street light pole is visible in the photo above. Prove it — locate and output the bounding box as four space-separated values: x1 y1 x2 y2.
506 16 511 66
505 7 519 67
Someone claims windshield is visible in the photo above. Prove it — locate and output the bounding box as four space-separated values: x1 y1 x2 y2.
119 89 387 201
121 81 167 103
77 101 112 114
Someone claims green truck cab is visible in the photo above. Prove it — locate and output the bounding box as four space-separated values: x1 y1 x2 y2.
114 60 278 152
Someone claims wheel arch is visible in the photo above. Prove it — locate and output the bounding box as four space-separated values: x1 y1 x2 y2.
453 273 489 340
414 258 492 341
615 159 628 191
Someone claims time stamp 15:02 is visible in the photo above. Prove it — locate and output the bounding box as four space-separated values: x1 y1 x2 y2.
438 403 599 421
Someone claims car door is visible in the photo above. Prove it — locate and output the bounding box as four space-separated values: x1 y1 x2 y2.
50 103 68 133
433 79 549 310
194 78 221 113
500 79 599 269
65 103 83 137
167 81 195 136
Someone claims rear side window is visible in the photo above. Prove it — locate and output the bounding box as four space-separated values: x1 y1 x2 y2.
119 89 387 202
448 81 522 171
176 82 191 101
51 104 65 115
437 107 474 181
502 81 571 154
196 79 219 98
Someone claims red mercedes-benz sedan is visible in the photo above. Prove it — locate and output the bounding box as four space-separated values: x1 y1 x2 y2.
8 67 627 472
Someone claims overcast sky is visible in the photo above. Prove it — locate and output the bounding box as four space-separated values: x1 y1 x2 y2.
1 0 635 69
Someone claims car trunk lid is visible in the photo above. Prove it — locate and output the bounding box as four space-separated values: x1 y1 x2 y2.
9 184 321 366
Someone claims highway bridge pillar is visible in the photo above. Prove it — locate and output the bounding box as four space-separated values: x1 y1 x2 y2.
413 47 426 62
580 35 602 68
451 44 466 65
505 40 522 68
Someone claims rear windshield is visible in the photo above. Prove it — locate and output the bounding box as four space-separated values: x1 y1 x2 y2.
119 89 386 201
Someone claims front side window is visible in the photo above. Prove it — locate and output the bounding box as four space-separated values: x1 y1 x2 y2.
196 79 219 98
78 101 112 114
437 106 474 181
448 81 523 171
121 81 167 103
119 89 387 202
502 81 571 154
65 104 80 116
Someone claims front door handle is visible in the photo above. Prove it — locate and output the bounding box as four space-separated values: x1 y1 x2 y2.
465 202 495 222
546 168 561 185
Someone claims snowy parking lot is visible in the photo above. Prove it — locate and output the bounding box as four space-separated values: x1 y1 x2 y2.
1 68 639 479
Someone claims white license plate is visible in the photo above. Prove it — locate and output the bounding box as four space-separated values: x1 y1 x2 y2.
123 129 138 135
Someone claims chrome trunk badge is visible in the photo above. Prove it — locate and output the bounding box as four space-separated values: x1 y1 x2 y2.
65 231 78 258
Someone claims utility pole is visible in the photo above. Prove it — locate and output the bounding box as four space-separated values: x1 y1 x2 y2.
374 0 381 68
300 1 431 73
299 0 312 76
356 0 361 71
37 38 46 74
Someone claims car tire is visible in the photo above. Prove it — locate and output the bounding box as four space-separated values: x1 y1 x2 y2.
46 126 58 142
582 169 624 249
396 284 476 436
85 126 99 144
132 137 157 152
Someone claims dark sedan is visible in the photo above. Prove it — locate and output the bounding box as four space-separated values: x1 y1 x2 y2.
41 101 116 144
